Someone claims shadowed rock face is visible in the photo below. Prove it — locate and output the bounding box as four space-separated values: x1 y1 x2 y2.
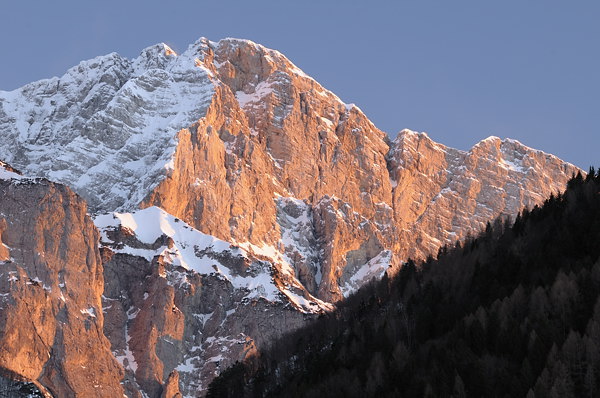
102 249 308 395
0 368 51 397
0 38 582 397
0 176 124 397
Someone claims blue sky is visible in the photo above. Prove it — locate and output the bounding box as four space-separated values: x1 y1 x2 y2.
1 1 598 168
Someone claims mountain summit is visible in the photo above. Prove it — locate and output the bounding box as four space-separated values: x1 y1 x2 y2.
0 37 580 396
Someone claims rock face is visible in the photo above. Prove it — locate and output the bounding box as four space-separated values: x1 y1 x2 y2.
95 207 323 395
0 38 582 397
0 167 124 397
387 130 579 262
0 367 51 397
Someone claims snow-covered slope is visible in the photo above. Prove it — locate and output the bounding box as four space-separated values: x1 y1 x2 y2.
0 41 215 211
0 161 23 181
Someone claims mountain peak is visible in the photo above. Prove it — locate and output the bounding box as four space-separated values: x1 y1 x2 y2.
132 43 178 73
138 42 178 58
397 128 431 140
219 37 262 49
180 36 215 61
481 134 502 142
163 43 177 56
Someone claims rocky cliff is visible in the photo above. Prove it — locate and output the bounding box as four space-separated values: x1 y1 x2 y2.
0 165 124 397
0 38 581 396
96 207 322 395
388 130 578 262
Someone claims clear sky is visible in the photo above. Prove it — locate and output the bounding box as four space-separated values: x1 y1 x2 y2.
1 1 598 169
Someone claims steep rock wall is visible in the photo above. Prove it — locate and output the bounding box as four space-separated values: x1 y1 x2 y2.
0 175 124 397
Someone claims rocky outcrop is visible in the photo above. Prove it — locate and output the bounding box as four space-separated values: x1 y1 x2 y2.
0 169 125 397
161 371 182 398
387 130 579 261
0 368 51 397
138 39 398 302
96 207 316 396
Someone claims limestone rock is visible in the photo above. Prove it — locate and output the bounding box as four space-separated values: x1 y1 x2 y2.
0 169 125 397
96 207 316 396
387 130 579 261
161 371 182 398
0 38 579 304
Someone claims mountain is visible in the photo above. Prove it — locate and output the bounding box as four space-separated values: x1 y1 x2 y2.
208 171 600 398
0 37 581 396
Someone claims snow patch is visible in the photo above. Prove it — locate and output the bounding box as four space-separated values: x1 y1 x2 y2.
0 168 23 181
235 80 274 108
95 206 331 313
340 250 393 298
80 307 96 318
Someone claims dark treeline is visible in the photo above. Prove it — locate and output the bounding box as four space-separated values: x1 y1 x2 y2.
208 169 600 398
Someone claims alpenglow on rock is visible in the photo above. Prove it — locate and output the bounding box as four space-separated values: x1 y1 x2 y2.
0 37 581 396
0 165 125 397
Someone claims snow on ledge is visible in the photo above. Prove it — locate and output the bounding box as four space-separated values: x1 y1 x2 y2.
94 206 331 313
340 250 393 298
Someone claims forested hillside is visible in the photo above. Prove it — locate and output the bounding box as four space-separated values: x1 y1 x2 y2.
208 170 600 398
